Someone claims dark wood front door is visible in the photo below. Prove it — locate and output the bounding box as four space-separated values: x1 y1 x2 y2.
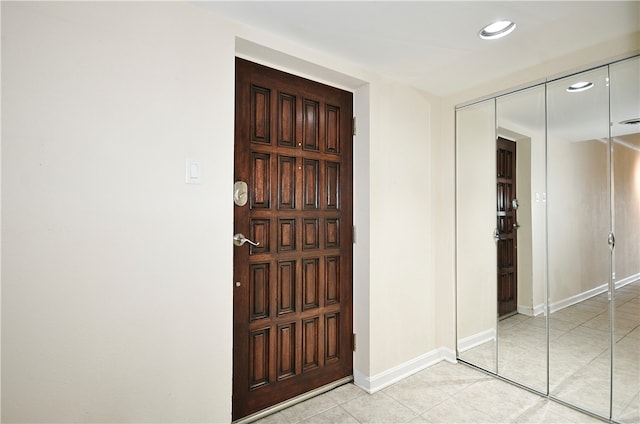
233 58 353 420
497 137 518 317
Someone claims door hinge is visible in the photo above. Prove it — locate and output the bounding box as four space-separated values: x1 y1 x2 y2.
352 117 356 136
352 225 356 244
352 333 356 352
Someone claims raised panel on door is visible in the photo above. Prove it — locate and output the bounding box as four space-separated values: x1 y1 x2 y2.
278 92 296 148
277 323 296 380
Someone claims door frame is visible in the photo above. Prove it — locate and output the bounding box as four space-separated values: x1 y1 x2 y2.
496 136 518 318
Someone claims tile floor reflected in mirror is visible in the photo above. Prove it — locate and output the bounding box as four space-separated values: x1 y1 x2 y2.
253 361 602 424
549 281 639 423
461 280 639 423
497 313 547 393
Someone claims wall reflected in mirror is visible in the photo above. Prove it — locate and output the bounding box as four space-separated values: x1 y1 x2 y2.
610 56 640 424
495 85 547 393
456 99 497 373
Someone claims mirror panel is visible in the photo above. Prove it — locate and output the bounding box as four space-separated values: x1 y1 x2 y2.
495 85 547 393
546 66 611 418
610 56 640 424
456 99 497 372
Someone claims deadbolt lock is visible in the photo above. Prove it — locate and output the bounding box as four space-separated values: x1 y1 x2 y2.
234 181 248 206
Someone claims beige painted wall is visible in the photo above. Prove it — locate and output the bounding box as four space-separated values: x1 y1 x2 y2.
611 58 640 285
614 135 640 283
548 134 639 303
367 80 436 374
2 2 236 422
433 99 456 351
548 138 610 301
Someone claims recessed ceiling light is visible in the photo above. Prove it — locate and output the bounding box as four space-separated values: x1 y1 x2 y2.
479 21 516 40
566 82 594 92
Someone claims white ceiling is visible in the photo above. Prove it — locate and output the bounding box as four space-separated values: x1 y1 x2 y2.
195 1 640 98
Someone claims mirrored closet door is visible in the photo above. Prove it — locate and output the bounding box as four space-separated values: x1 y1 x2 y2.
547 65 612 419
610 57 640 424
456 55 640 423
495 85 547 394
456 98 497 374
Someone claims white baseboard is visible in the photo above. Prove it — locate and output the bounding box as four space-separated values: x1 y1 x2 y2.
517 303 546 317
457 328 495 353
549 272 639 313
441 347 457 363
526 272 640 316
353 347 456 394
533 303 545 316
550 283 607 313
615 272 640 290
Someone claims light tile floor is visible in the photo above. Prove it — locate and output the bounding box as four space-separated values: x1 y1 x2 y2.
254 361 603 424
252 282 638 423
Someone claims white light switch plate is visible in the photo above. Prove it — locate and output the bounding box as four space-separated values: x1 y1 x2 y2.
186 159 201 184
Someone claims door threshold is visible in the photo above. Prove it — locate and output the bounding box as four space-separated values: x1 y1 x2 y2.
499 311 518 321
232 375 354 424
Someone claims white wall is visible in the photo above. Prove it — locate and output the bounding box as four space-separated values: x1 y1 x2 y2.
1 2 440 422
433 99 456 351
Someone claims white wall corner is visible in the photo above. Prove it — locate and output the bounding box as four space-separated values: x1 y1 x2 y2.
517 305 535 317
353 348 454 394
533 303 546 317
439 347 457 363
